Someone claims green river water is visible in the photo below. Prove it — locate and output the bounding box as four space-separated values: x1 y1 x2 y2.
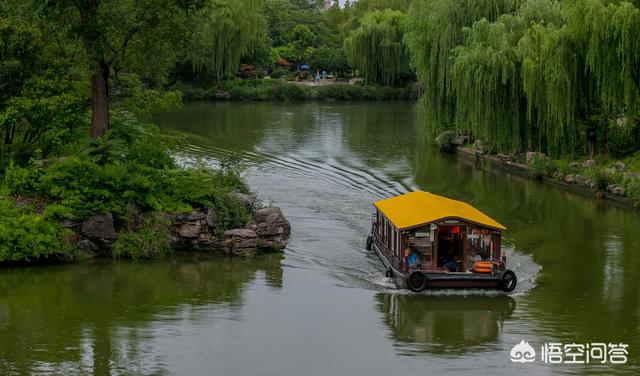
0 101 638 375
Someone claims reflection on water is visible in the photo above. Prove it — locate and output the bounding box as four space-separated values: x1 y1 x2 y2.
0 254 282 375
377 294 515 355
1 101 639 375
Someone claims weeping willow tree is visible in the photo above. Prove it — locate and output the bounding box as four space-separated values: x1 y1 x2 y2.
407 0 640 157
519 0 640 156
188 0 266 81
451 17 524 153
405 0 522 136
584 0 640 120
344 9 410 85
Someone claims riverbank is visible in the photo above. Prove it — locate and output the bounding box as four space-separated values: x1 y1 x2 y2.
0 112 290 265
452 143 640 208
171 80 419 101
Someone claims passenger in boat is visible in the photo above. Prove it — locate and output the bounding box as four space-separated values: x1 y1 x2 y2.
403 245 417 271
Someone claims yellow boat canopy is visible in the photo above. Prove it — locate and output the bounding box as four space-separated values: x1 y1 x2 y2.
373 191 506 231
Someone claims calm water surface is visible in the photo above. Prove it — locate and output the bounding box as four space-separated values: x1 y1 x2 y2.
1 101 639 375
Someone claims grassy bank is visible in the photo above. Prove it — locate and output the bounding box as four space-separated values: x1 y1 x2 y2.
171 79 417 101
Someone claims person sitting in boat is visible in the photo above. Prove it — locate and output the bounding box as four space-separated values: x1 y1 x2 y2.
403 245 418 271
442 248 459 272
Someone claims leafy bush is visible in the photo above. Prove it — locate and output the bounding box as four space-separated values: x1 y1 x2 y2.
0 199 73 262
269 69 290 79
112 214 172 260
4 112 251 227
528 155 556 179
435 131 457 152
592 169 610 192
269 83 307 100
623 178 640 206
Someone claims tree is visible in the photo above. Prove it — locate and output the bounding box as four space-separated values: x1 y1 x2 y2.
406 0 640 157
9 0 205 138
187 0 267 81
344 9 410 85
308 45 350 75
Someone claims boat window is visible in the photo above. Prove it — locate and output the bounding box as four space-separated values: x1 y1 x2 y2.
467 228 492 259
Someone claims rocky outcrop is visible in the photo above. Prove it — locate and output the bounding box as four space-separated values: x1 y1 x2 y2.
163 194 290 256
71 213 118 253
246 207 291 251
223 229 258 257
67 193 290 258
164 210 216 251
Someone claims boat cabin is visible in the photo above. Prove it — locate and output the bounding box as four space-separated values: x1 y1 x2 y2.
368 191 515 291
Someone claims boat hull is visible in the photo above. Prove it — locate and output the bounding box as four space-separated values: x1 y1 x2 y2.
372 242 507 290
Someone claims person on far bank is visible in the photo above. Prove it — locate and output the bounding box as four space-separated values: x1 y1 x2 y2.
315 70 321 85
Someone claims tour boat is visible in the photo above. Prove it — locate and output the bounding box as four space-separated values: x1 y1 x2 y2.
366 191 517 292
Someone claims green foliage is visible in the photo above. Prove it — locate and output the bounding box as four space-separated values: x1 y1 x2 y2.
435 131 456 153
344 9 411 85
4 112 251 226
406 0 640 159
307 46 350 75
270 68 291 79
0 198 73 263
112 214 172 260
188 0 267 81
592 169 610 192
528 154 556 179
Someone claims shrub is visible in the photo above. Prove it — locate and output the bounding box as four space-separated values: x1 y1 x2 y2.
268 83 307 101
528 155 556 179
0 199 73 263
112 214 172 260
592 169 610 191
435 131 457 153
270 69 290 79
624 178 640 206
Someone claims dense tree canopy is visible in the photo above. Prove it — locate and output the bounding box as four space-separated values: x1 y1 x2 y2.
406 0 640 157
344 9 411 85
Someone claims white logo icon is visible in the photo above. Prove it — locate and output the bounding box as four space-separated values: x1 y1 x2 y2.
510 339 536 363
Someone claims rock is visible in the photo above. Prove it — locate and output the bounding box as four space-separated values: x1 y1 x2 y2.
224 229 258 257
553 171 565 180
604 167 617 175
612 186 625 196
606 184 614 192
452 135 469 146
246 207 291 251
574 174 586 186
165 210 213 249
81 214 116 239
526 151 546 164
473 139 485 153
232 192 257 211
564 174 575 184
582 159 597 168
496 153 511 162
177 224 202 238
77 239 98 252
215 90 230 100
615 162 626 171
206 207 217 228
585 179 596 189
569 161 582 169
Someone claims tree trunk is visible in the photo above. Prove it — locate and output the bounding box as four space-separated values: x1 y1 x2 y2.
90 60 110 138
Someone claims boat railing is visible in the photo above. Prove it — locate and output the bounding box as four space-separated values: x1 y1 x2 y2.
373 233 402 271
